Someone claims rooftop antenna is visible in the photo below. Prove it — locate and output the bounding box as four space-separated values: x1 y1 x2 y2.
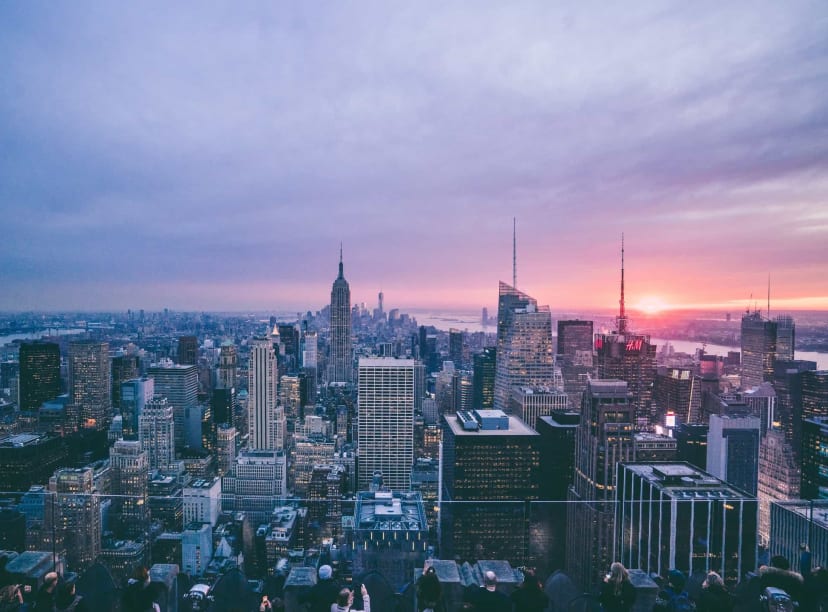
512 217 517 289
338 243 344 279
618 233 628 334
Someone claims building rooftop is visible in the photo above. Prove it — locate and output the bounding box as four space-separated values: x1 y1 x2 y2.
354 491 426 531
622 462 754 499
358 357 417 367
445 413 538 437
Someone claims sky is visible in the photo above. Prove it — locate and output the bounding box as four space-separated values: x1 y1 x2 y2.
1 2 827 314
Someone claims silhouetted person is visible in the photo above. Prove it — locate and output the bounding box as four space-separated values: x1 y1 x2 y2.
417 565 442 612
0 584 24 612
510 568 549 612
300 565 340 612
35 571 59 610
331 584 370 612
54 582 88 612
123 567 159 612
697 571 733 612
599 562 636 612
759 556 804 605
465 571 510 612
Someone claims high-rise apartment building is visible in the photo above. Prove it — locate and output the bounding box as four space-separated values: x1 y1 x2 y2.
357 358 416 491
472 347 496 410
120 377 154 439
329 249 353 384
493 282 554 412
707 414 761 496
247 339 280 451
109 440 148 539
18 341 61 413
567 380 635 589
146 362 198 449
615 463 757 583
216 424 236 476
221 449 287 524
68 340 111 430
441 409 540 565
139 396 175 470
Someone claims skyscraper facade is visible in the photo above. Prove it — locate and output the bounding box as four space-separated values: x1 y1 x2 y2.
177 336 198 366
52 468 101 573
109 440 149 539
801 416 828 500
775 315 795 362
741 311 778 390
556 320 594 362
757 429 800 546
493 282 554 412
146 363 198 449
120 377 154 439
18 341 61 412
329 250 352 384
247 338 281 451
68 340 111 430
706 414 761 496
216 341 238 390
357 358 416 491
472 347 496 410
139 396 175 470
567 380 635 589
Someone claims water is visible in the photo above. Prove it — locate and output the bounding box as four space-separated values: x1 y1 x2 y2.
0 328 86 346
652 337 828 370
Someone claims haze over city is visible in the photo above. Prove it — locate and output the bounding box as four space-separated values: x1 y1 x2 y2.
2 2 827 312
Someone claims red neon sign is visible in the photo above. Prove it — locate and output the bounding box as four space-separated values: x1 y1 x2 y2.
625 339 643 352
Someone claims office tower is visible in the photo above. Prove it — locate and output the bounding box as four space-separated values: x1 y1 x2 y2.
653 368 694 423
357 358 416 491
567 380 635 589
775 315 795 362
302 330 318 405
509 386 569 429
772 360 817 450
493 282 554 412
757 429 800 546
247 338 280 450
52 467 102 573
743 382 778 433
110 354 139 409
741 310 778 390
0 509 25 553
674 423 708 470
120 377 154 439
281 374 301 423
183 477 222 527
535 412 580 573
707 414 761 496
801 370 828 424
216 424 236 476
801 416 828 500
449 329 464 369
615 463 757 583
770 502 828 573
441 409 541 565
329 248 353 384
451 370 474 414
147 362 198 449
211 387 236 429
308 464 346 539
351 491 428 591
556 320 594 363
277 323 300 373
0 432 68 493
292 439 336 497
68 340 111 430
472 346 497 410
221 449 287 525
216 341 238 390
593 240 657 427
182 522 213 576
109 440 148 539
139 396 175 470
177 335 198 366
18 341 60 412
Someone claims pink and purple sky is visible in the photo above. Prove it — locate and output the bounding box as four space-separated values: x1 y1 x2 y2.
1 2 827 313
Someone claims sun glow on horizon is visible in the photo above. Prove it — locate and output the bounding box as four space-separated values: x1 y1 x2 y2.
634 295 672 314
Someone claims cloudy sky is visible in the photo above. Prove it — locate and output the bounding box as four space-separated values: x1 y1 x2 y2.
1 2 827 313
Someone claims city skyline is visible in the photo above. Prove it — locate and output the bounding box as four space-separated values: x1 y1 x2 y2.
1 3 827 312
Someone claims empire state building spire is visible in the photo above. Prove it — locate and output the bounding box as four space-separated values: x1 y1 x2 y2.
329 245 352 383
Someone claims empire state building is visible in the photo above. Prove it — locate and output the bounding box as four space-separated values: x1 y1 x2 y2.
329 248 353 383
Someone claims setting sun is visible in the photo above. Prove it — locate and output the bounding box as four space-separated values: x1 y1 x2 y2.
635 296 671 314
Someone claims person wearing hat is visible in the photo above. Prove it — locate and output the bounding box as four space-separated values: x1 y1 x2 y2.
300 565 340 612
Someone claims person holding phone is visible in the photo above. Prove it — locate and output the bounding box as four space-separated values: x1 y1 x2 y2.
331 584 370 612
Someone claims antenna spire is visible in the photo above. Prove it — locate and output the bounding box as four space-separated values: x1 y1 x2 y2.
512 217 517 289
618 233 628 334
338 243 344 279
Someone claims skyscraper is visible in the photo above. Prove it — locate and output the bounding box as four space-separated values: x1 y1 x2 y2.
68 340 111 430
329 248 352 384
801 416 828 500
556 320 594 362
493 282 554 412
120 377 154 438
52 467 101 573
139 396 175 470
775 315 795 362
111 354 139 409
615 463 757 583
567 380 635 589
706 414 761 496
109 440 149 539
146 362 198 449
247 338 281 451
18 341 60 412
593 243 656 427
757 429 799 546
177 335 198 366
741 310 778 390
441 409 541 565
357 358 416 491
216 341 238 390
472 347 496 410
449 328 465 369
